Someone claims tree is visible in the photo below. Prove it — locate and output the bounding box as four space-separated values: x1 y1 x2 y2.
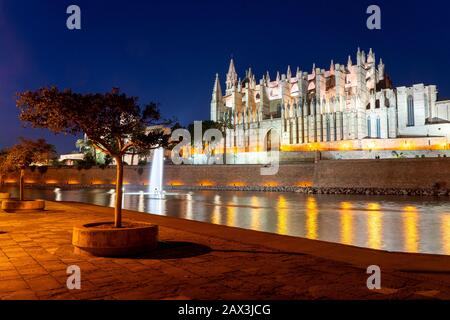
216 111 233 164
0 150 8 186
76 137 98 163
0 138 56 201
17 87 171 228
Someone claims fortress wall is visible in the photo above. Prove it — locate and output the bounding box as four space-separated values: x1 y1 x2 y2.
2 158 450 190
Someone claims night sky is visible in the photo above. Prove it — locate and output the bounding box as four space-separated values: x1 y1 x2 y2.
1 0 450 153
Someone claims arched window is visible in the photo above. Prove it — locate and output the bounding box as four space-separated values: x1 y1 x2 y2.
367 117 371 137
376 117 381 138
266 129 272 151
407 95 415 126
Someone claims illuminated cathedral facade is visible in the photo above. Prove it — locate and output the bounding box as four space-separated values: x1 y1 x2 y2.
210 48 450 161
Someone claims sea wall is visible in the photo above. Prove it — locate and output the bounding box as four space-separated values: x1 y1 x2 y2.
2 158 450 192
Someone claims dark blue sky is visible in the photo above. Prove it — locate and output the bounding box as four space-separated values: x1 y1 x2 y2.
1 0 450 153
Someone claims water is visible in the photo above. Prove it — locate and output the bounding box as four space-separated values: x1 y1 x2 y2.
2 186 450 255
149 148 164 196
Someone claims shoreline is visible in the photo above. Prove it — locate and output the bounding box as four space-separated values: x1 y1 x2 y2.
12 183 450 197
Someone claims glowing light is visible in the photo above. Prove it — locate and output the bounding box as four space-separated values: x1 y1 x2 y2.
442 215 450 255
24 180 36 184
366 142 376 150
226 202 236 227
46 180 58 184
277 195 288 235
199 180 214 187
250 196 261 231
4 179 17 184
367 203 380 211
211 205 221 225
67 180 80 185
367 211 383 250
340 208 353 245
229 181 246 187
339 142 351 151
403 206 419 253
306 197 318 239
91 180 103 185
263 181 279 187
169 180 184 186
340 201 352 210
296 181 313 187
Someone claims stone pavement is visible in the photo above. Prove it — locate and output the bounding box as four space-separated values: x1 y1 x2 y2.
0 201 450 300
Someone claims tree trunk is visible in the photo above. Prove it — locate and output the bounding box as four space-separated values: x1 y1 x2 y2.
131 150 136 166
19 168 25 201
114 156 124 228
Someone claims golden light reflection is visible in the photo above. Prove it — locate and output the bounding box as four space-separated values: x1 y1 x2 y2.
212 205 221 225
340 202 353 245
306 197 318 239
442 215 450 255
367 211 383 250
277 195 288 235
250 196 261 230
367 203 381 211
45 180 58 184
403 206 419 253
226 202 236 227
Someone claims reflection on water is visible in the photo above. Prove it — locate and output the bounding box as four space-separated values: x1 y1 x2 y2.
306 197 318 240
2 186 450 255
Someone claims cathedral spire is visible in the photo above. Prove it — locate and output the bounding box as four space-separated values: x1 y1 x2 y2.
212 73 222 100
226 58 238 91
276 71 280 82
330 60 335 72
347 55 353 68
357 47 361 66
296 67 301 79
287 65 292 79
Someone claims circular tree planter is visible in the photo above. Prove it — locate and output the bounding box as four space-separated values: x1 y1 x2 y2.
1 199 45 212
72 222 158 257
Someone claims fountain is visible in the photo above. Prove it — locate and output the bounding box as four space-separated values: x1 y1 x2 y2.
148 147 165 197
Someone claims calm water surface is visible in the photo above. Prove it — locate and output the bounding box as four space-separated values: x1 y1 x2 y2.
2 186 450 255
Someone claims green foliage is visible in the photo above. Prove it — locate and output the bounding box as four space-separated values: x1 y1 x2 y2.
391 151 405 158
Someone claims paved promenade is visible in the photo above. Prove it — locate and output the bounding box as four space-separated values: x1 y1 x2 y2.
0 201 450 300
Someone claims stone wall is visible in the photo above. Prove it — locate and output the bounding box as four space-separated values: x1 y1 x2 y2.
2 158 450 190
